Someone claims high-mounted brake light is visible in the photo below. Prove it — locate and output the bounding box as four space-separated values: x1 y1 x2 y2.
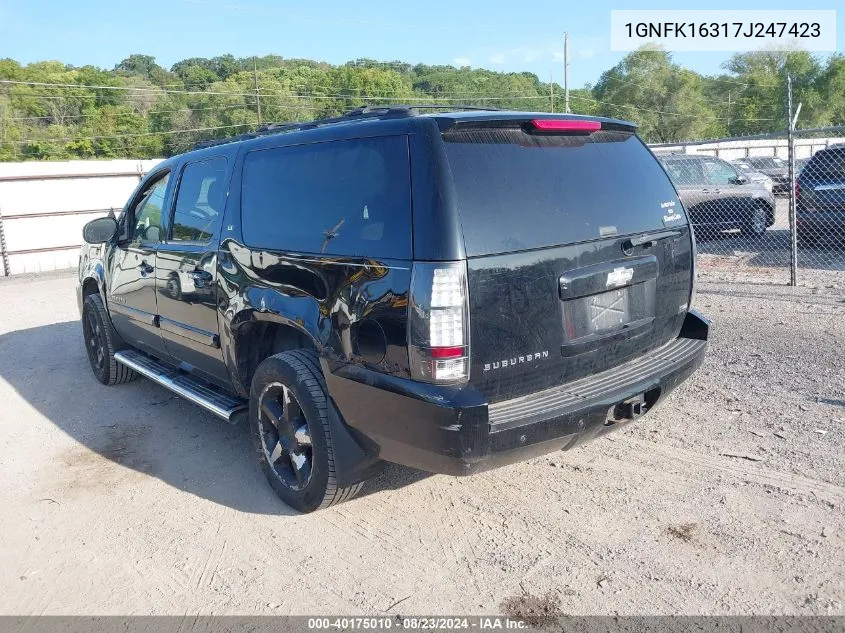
531 119 601 132
408 262 470 384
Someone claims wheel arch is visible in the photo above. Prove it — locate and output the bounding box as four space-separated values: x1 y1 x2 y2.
78 258 107 315
229 310 320 397
758 197 776 227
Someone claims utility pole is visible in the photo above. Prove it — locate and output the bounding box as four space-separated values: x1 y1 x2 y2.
564 32 570 113
253 56 262 126
727 91 732 131
787 74 797 286
550 71 555 113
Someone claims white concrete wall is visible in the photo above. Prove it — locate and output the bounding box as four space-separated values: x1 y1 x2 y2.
1 138 843 277
0 159 162 276
650 136 845 160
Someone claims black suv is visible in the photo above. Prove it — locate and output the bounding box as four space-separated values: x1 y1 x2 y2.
78 107 709 512
796 144 845 246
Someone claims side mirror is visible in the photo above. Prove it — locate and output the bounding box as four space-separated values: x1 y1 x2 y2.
144 225 161 242
82 216 118 244
733 175 749 185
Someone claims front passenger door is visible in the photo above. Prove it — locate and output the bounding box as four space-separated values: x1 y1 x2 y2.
108 170 170 356
155 157 230 387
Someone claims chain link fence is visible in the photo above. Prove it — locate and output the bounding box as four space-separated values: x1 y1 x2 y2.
651 126 845 294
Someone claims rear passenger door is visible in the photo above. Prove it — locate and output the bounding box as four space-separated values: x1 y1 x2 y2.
155 156 230 386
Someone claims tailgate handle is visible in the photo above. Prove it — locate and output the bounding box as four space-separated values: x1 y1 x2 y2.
559 255 659 301
621 230 681 252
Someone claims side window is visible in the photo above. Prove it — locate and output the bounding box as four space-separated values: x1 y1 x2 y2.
703 160 737 186
170 157 228 243
130 172 170 243
240 136 412 259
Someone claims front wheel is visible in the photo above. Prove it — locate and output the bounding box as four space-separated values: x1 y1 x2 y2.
249 350 364 512
81 293 137 385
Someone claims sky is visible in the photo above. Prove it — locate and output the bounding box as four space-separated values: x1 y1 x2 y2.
0 0 841 88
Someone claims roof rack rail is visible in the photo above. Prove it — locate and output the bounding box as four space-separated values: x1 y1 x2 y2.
192 104 500 150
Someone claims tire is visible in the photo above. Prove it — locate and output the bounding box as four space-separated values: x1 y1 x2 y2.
249 350 364 512
166 274 182 300
81 293 137 386
742 204 768 237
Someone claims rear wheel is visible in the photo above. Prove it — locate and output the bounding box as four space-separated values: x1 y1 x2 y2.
81 293 137 385
249 350 364 512
166 274 182 300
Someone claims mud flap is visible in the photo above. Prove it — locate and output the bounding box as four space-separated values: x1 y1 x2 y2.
326 396 385 487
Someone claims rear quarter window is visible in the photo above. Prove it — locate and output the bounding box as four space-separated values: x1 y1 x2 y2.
240 136 412 259
804 149 845 180
442 127 685 256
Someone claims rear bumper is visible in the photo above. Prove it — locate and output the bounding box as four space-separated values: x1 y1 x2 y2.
327 310 709 476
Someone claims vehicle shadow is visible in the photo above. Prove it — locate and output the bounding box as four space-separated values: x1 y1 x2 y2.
0 321 430 515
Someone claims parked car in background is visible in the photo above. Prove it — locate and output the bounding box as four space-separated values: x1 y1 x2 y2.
737 156 790 195
660 155 775 238
796 144 845 246
731 159 774 192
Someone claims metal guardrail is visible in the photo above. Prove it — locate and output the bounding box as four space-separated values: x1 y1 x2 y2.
0 170 144 183
0 207 116 221
0 207 9 276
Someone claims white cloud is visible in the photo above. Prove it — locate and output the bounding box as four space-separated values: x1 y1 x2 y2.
489 52 507 65
453 57 472 67
517 47 541 62
579 48 596 59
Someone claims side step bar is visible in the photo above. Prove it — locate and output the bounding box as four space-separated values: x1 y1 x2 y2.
115 349 247 423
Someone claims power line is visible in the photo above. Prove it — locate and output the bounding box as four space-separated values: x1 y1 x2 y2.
9 123 253 145
569 94 777 121
3 87 552 103
7 103 257 122
2 78 563 101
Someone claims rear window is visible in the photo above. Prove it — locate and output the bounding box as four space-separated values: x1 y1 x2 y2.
442 127 685 256
241 136 412 259
804 149 845 180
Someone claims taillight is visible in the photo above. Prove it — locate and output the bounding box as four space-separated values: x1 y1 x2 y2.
408 262 470 384
795 179 801 199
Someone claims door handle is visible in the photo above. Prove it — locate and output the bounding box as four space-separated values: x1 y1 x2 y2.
138 261 154 274
702 189 710 194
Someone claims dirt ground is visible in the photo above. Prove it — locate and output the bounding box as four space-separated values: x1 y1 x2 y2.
0 271 843 616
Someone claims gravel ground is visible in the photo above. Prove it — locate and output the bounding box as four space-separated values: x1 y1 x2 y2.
0 271 843 616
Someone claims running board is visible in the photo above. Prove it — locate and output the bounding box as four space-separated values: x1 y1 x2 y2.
114 349 247 423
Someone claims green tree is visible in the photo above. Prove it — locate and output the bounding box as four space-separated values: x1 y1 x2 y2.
592 47 724 142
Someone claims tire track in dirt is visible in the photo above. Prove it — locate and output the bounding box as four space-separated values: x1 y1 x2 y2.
626 438 845 506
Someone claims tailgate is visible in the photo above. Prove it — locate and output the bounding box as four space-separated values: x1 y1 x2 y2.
441 118 693 403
